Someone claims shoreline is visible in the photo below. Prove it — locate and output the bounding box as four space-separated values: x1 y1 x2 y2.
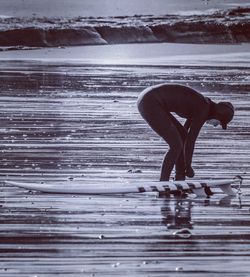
0 42 250 67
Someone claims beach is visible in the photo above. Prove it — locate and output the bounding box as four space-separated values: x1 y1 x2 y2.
0 0 250 275
0 41 250 276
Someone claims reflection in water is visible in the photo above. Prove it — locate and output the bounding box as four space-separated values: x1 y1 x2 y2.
161 197 192 230
160 194 242 231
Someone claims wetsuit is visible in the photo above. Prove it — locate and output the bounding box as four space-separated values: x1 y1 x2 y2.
137 84 214 181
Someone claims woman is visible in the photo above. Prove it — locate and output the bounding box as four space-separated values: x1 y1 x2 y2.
137 84 234 181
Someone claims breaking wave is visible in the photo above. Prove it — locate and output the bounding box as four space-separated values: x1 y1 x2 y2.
0 7 249 50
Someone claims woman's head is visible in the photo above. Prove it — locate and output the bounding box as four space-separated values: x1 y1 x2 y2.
216 102 234 129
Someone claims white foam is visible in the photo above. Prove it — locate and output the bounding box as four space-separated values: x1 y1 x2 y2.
173 8 221 16
0 14 12 19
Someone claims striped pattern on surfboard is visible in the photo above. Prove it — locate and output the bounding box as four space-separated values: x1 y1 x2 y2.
5 179 239 196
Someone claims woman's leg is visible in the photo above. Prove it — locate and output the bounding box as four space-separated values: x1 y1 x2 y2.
167 113 187 180
138 97 183 181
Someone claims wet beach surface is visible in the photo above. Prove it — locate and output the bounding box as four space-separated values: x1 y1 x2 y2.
0 60 250 276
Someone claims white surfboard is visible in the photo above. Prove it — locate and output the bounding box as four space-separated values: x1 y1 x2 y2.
5 179 239 196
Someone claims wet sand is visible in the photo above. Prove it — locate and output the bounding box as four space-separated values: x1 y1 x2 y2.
0 44 250 276
1 43 250 67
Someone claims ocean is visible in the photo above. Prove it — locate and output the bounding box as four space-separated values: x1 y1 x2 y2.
1 0 250 17
0 0 249 51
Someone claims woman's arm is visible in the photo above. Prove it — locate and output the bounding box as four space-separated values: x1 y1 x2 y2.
184 118 205 175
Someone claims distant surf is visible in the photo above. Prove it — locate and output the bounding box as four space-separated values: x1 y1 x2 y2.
0 7 249 50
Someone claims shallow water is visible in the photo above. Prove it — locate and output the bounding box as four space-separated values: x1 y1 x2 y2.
1 43 250 68
0 58 250 276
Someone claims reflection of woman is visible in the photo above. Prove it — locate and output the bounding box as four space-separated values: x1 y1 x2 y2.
137 84 234 181
161 198 192 230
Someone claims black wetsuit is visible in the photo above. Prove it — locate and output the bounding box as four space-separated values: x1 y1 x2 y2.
137 84 214 181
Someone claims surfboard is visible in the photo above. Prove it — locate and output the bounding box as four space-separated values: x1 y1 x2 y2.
5 179 240 197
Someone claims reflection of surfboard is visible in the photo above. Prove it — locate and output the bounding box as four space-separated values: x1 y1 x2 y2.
6 179 239 196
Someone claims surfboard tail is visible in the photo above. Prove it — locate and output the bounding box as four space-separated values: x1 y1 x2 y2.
218 184 237 196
